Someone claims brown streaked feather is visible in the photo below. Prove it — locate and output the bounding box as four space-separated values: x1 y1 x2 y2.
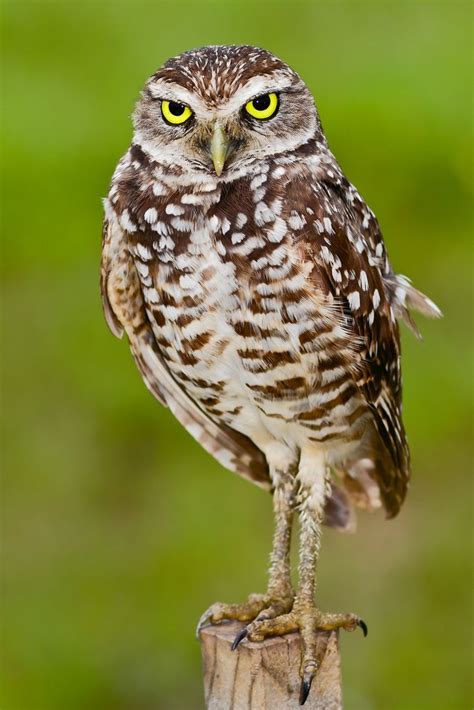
101 207 358 529
100 217 124 339
100 213 271 489
302 174 411 517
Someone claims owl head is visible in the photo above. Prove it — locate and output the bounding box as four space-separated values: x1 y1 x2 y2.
133 45 322 181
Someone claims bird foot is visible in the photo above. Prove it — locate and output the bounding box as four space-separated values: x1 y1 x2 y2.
229 599 367 706
196 588 294 639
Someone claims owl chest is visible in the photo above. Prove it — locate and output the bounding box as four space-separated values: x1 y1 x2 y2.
145 234 340 408
144 229 267 352
137 210 363 454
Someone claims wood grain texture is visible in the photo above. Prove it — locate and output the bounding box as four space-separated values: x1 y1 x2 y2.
200 621 342 709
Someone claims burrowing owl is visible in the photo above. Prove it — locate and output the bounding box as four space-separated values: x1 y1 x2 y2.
101 45 440 704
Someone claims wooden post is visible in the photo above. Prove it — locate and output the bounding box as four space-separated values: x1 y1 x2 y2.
200 621 343 709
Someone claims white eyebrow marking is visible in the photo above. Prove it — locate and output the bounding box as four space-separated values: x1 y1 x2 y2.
146 70 295 120
147 80 207 114
214 72 293 116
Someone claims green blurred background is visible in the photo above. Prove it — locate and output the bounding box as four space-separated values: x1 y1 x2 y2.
2 1 472 708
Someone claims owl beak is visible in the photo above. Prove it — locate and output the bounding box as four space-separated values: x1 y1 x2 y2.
209 122 229 176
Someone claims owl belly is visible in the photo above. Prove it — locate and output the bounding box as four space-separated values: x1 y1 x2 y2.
145 246 368 468
222 297 369 465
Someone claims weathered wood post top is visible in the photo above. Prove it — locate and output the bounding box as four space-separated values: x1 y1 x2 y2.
200 621 343 709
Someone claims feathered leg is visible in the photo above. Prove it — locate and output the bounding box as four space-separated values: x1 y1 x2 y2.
267 469 297 600
235 451 367 706
293 484 366 704
196 469 296 636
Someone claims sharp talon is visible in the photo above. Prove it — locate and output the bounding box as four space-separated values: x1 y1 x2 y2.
231 627 248 651
196 609 214 639
357 618 368 637
299 674 313 705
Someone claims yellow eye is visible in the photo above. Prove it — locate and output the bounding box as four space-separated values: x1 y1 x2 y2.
245 92 279 120
161 99 193 125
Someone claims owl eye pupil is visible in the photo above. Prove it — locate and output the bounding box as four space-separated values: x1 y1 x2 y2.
252 95 271 111
168 101 185 116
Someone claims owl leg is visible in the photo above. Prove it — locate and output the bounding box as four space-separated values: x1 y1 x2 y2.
236 453 366 705
292 484 366 704
196 470 296 637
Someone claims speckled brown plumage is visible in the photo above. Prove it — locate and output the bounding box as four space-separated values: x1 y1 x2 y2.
101 45 440 702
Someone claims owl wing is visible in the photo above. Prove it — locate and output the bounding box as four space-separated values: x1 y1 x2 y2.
101 208 271 489
302 175 415 517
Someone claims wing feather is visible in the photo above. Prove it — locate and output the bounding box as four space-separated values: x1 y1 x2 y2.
303 174 415 517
